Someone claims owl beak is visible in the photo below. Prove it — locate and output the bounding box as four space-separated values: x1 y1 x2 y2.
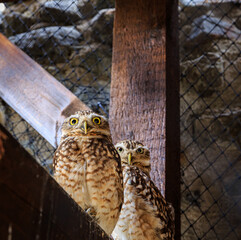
80 120 90 134
128 153 132 165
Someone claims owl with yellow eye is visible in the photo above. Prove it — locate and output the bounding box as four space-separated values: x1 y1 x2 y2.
53 110 123 235
112 140 174 240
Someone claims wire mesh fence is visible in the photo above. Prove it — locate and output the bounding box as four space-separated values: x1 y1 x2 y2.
0 0 240 239
0 0 114 172
179 0 241 239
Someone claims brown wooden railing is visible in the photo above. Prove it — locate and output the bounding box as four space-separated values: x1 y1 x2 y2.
0 124 110 239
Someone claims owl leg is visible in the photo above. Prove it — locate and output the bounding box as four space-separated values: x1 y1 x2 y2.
86 207 97 220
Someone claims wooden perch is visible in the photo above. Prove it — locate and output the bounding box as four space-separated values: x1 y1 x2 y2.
110 0 180 238
0 33 89 148
0 124 110 239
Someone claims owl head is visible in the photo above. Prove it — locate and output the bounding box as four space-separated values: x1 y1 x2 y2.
61 110 110 139
115 140 151 175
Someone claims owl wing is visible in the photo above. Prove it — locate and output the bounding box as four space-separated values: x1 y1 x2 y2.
53 137 91 209
129 167 175 239
105 140 123 184
103 139 123 205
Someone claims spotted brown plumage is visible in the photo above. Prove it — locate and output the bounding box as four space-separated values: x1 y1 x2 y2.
112 140 174 240
53 110 123 235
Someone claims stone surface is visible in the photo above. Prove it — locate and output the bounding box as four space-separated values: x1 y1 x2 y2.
77 0 97 19
9 26 83 60
39 0 83 24
187 15 241 45
43 43 112 88
83 8 114 46
91 0 114 10
180 0 240 6
2 10 36 37
179 1 241 45
180 2 241 240
1 0 46 36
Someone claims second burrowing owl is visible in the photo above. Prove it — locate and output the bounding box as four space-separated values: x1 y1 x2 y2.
112 140 174 240
53 110 123 235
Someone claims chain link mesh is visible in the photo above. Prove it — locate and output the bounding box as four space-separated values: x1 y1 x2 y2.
180 0 241 239
0 0 114 172
0 0 240 239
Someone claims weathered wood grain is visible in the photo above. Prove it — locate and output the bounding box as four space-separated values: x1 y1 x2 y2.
110 0 180 238
0 124 110 240
0 33 90 148
110 0 167 193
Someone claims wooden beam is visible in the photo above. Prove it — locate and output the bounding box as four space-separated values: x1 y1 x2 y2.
109 0 180 238
0 124 110 240
0 33 90 148
166 0 180 239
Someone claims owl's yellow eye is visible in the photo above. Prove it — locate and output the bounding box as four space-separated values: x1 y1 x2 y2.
69 118 78 125
93 117 101 125
136 148 144 154
117 147 123 152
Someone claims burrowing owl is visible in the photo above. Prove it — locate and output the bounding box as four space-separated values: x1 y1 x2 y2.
53 110 123 235
112 140 174 240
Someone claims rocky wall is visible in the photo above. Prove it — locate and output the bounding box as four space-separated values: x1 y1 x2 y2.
0 0 240 239
180 1 241 239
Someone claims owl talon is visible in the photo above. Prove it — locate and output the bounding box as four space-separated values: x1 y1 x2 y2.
86 207 97 218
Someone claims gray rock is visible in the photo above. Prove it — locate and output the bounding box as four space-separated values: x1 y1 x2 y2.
39 0 82 24
193 108 241 148
9 26 83 61
180 0 240 5
83 8 114 46
235 17 241 30
188 15 241 44
181 38 241 115
181 53 223 98
90 0 114 10
2 11 36 37
69 43 112 74
77 0 97 19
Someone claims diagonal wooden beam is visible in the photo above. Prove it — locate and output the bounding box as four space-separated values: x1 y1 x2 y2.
0 124 110 239
109 0 180 238
0 33 90 148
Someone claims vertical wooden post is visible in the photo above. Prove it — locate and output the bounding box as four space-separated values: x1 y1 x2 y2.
109 0 180 238
166 0 180 239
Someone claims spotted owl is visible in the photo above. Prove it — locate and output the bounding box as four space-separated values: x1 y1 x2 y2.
112 140 174 240
53 110 123 235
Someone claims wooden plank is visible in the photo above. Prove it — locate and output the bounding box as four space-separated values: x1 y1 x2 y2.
0 33 90 148
110 0 166 195
166 0 180 239
0 124 110 240
109 0 180 238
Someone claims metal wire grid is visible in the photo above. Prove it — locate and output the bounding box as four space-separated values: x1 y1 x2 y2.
0 0 114 171
0 0 240 239
180 0 241 239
